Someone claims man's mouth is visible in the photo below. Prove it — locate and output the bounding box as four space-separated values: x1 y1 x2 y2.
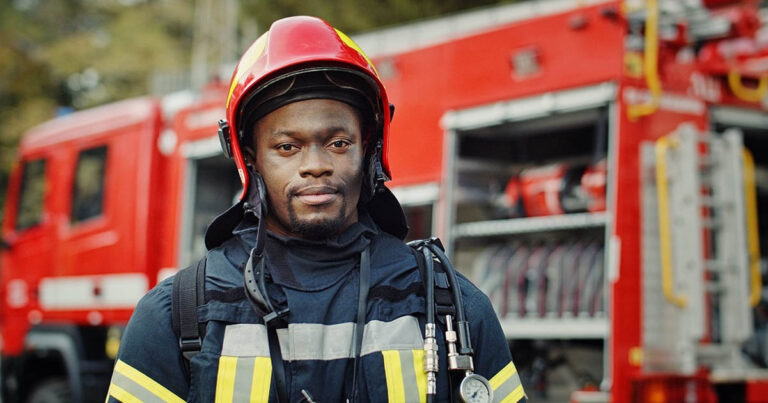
293 185 339 206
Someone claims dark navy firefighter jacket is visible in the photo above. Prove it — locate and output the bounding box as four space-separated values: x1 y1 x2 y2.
106 212 526 402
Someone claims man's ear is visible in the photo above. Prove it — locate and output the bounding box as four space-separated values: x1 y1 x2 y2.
243 146 257 167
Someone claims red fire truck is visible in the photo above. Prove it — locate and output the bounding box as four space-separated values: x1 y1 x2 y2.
2 0 767 402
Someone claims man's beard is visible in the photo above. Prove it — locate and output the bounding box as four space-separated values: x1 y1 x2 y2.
287 198 348 240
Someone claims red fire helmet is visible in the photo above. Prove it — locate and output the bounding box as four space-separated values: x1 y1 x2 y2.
219 16 393 201
207 16 407 248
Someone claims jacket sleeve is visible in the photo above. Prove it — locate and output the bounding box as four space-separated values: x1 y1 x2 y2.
105 280 188 402
462 276 527 403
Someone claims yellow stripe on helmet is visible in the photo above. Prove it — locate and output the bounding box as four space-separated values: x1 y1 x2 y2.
334 28 379 78
227 32 270 109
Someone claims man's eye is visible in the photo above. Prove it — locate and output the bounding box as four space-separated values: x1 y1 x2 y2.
330 140 348 148
277 144 295 152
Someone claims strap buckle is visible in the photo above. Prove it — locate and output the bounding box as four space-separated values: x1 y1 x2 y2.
179 336 202 353
263 308 290 327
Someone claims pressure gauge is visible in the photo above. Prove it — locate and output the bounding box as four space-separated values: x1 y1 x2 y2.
459 373 493 403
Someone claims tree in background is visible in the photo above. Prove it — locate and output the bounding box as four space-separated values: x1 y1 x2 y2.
0 0 194 220
0 0 519 221
243 0 517 34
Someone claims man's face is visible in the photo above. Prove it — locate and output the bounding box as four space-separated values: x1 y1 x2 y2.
249 99 364 239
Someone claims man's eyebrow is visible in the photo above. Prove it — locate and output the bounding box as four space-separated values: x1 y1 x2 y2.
267 129 298 138
323 126 356 136
268 127 356 138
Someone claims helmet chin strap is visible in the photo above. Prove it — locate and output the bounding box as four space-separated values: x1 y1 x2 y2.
361 139 388 203
243 169 269 257
242 169 291 324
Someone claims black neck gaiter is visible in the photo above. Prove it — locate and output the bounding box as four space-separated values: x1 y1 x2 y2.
261 210 377 291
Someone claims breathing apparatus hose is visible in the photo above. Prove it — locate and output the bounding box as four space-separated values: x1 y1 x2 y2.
427 244 473 356
423 247 436 326
422 246 438 401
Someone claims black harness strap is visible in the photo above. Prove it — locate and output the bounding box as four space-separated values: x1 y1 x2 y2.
410 245 456 319
267 324 287 402
350 245 371 402
171 257 207 375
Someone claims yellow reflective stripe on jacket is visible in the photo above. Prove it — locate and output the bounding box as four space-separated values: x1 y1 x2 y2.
106 383 140 403
382 349 426 403
108 359 184 403
251 357 272 401
215 355 272 403
411 349 427 401
490 361 526 403
215 356 238 402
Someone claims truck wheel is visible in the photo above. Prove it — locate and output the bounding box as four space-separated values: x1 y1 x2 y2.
26 378 72 403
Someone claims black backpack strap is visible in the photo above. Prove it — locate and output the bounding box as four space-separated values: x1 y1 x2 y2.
171 257 207 375
408 240 456 319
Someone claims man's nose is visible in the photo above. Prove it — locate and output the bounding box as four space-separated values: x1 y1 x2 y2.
299 145 333 177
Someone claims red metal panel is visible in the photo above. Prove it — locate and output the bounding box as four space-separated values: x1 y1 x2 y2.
610 82 709 402
0 151 57 354
0 98 164 354
746 378 768 403
379 2 624 187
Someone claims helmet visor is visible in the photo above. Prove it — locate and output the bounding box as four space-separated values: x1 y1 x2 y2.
239 67 381 148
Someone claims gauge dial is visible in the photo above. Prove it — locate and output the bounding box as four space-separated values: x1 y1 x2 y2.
459 373 493 403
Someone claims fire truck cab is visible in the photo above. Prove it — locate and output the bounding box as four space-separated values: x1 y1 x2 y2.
1 0 767 402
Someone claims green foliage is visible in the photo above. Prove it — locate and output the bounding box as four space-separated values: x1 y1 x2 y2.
0 0 520 226
0 0 193 223
241 0 521 35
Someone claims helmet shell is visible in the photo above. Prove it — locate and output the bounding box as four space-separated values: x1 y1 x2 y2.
224 16 392 199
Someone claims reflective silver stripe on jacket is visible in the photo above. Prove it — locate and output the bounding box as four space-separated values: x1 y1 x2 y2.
107 359 185 403
490 361 526 403
221 323 270 357
221 315 423 360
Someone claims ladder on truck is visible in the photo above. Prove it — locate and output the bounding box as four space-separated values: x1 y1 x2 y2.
641 123 764 380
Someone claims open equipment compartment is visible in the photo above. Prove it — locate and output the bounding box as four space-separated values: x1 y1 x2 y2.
439 84 617 402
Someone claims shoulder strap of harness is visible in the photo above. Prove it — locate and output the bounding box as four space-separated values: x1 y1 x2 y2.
171 256 207 377
408 238 456 319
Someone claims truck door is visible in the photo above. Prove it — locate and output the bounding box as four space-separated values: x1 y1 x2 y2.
0 153 56 352
43 123 151 313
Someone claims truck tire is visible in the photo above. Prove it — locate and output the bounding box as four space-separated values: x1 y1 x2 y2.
26 378 73 403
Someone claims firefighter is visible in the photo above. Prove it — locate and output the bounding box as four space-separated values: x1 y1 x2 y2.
106 16 525 403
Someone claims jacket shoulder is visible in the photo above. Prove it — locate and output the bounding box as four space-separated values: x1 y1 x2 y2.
109 278 188 401
202 235 252 290
369 230 419 275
